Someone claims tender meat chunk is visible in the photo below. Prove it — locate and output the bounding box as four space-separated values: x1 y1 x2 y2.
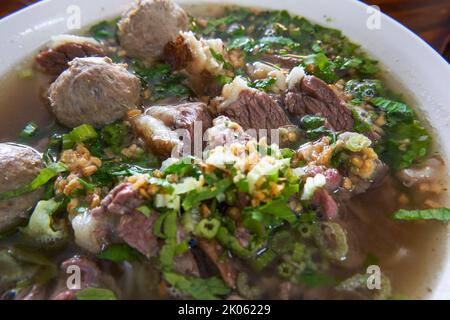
48 57 141 128
197 239 237 289
35 35 104 76
164 32 231 96
73 183 160 257
349 159 388 197
131 113 182 158
51 256 120 300
99 183 145 216
218 89 292 131
285 75 354 131
117 211 159 257
312 188 339 220
117 0 188 62
0 143 44 233
145 102 212 140
164 34 193 70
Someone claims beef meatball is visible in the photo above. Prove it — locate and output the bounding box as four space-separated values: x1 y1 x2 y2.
117 0 188 62
48 57 141 128
0 143 44 233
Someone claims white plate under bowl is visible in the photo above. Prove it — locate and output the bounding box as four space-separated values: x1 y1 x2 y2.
0 0 449 299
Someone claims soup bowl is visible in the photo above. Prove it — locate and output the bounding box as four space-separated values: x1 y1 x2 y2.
0 0 449 299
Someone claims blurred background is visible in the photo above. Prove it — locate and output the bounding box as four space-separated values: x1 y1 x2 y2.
0 0 449 61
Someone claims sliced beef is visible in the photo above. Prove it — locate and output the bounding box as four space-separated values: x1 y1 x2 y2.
0 143 44 233
197 239 237 289
98 183 145 216
217 89 292 131
36 39 104 76
48 57 141 128
73 183 160 257
337 159 389 202
312 188 339 220
145 102 212 141
285 75 354 131
117 211 159 257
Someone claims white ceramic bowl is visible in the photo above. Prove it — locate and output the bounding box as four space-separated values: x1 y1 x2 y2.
0 0 449 299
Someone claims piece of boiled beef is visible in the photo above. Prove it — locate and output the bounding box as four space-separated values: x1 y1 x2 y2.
285 75 354 131
35 35 105 76
217 89 292 132
72 183 160 257
145 102 212 144
131 113 182 158
196 239 237 289
312 188 339 220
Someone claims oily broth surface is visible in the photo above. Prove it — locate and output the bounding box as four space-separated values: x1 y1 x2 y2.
0 3 447 299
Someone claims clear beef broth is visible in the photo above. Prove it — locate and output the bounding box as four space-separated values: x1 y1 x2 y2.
0 3 448 300
0 70 53 145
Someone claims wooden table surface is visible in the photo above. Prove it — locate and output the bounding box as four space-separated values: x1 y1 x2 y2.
0 0 449 61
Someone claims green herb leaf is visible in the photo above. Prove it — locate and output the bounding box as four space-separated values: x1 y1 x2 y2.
303 52 336 83
345 79 382 100
209 48 233 70
131 61 190 100
300 115 325 130
298 269 338 287
137 205 152 218
370 97 414 126
0 162 67 201
258 198 297 224
163 272 230 300
182 178 232 211
248 78 276 92
98 244 142 262
76 287 117 300
89 19 119 40
63 124 98 149
392 208 450 222
383 120 431 170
